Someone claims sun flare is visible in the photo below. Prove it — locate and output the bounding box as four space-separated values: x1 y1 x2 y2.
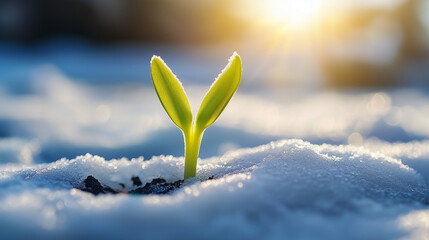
264 0 323 30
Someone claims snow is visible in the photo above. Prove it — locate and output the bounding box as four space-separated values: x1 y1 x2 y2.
0 139 428 239
2 67 429 163
0 138 40 164
1 42 429 239
363 139 429 185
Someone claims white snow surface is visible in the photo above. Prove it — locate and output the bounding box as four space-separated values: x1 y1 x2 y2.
1 139 428 240
2 67 429 165
2 44 429 239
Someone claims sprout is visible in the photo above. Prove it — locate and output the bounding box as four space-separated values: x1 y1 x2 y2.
151 52 242 179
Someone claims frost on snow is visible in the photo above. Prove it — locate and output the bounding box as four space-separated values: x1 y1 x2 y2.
0 139 428 240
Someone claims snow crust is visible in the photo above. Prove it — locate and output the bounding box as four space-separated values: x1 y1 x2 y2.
2 44 429 239
0 138 40 164
1 139 428 240
2 67 429 164
363 139 429 186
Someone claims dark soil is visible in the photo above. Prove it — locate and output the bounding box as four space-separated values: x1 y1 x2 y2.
131 176 143 186
79 175 184 195
130 178 183 195
80 176 118 195
79 175 215 196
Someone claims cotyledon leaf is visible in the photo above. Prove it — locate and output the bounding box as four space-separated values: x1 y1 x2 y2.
151 56 193 131
195 52 242 130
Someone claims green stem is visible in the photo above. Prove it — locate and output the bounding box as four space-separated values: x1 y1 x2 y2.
183 127 204 179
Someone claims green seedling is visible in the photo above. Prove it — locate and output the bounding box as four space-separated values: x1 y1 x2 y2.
151 52 242 179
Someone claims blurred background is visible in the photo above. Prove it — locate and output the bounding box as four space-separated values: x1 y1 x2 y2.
1 0 429 165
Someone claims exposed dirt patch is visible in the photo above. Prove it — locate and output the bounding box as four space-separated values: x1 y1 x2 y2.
79 175 185 195
79 175 216 196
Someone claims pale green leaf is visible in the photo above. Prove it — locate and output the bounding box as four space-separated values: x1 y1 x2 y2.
151 56 193 131
195 52 242 130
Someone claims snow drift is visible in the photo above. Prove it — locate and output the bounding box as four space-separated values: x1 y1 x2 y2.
1 139 428 240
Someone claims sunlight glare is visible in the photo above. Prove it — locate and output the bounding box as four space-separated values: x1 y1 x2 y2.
264 0 323 30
